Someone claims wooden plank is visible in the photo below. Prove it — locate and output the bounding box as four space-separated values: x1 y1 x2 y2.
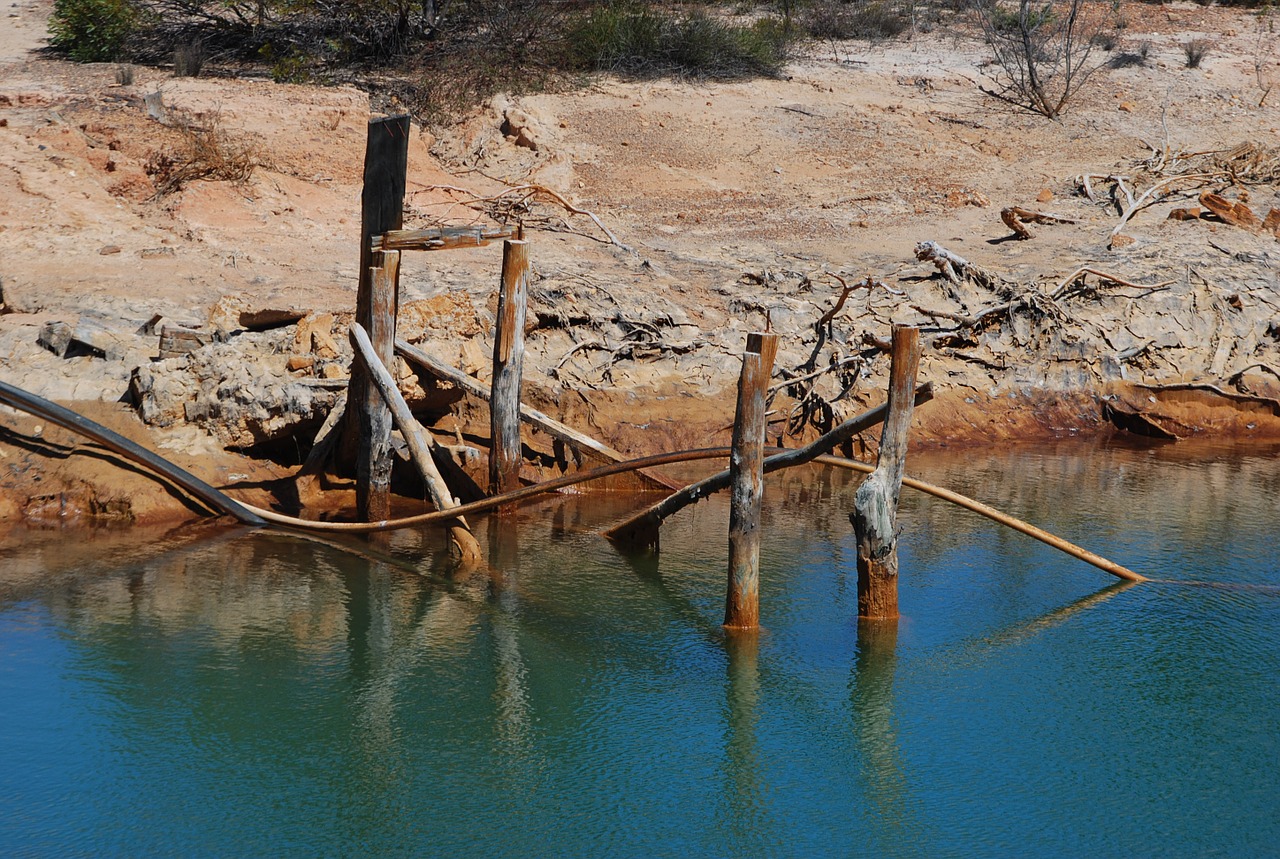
377 225 518 252
350 323 482 563
489 240 529 501
725 332 778 630
852 325 921 620
604 382 934 552
395 339 683 491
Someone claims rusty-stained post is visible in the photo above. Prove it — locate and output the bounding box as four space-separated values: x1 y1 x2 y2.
852 325 921 619
489 239 530 501
351 114 410 521
724 332 779 630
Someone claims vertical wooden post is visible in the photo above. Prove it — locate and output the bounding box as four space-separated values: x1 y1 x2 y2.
852 325 921 619
352 114 410 522
357 251 399 521
724 332 779 630
489 239 529 501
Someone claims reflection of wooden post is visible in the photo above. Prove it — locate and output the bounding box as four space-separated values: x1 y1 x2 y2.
853 325 921 619
352 114 410 521
725 332 778 630
489 239 529 501
350 323 482 565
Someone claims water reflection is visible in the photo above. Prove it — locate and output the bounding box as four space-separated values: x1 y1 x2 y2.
2 442 1279 854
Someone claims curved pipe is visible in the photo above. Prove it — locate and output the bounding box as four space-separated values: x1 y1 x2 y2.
240 448 1145 582
0 379 265 526
0 380 1143 582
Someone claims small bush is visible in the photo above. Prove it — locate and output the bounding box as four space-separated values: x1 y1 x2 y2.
1107 39 1150 68
1183 37 1211 68
145 114 262 196
50 0 138 62
802 0 911 41
567 4 790 78
173 41 204 77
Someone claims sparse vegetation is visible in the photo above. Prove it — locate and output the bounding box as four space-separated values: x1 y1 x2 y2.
1183 37 1212 68
567 4 790 78
799 0 911 41
145 113 264 196
1108 39 1151 68
975 0 1113 118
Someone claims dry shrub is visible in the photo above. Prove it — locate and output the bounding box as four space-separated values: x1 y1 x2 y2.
145 113 263 196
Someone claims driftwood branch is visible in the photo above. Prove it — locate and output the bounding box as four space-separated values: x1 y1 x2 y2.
417 183 632 251
1000 206 1076 239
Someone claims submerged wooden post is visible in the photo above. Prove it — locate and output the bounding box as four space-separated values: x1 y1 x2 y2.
852 325 921 619
489 239 530 501
350 323 483 565
352 114 410 521
725 332 779 630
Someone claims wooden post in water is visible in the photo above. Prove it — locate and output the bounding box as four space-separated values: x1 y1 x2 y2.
852 325 921 619
489 239 530 501
352 114 410 521
725 332 778 630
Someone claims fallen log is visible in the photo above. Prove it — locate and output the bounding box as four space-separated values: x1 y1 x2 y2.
603 383 934 552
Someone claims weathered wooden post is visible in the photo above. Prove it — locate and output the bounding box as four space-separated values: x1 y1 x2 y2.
489 239 530 501
852 325 921 619
725 332 778 630
352 114 410 522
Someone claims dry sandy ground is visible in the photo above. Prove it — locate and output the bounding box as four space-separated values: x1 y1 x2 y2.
2 0 1279 525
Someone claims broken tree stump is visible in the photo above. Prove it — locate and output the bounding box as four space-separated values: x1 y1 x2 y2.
852 325 922 620
350 323 482 564
725 332 778 630
489 239 530 501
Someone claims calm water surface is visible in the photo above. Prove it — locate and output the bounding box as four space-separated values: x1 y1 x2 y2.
2 440 1278 857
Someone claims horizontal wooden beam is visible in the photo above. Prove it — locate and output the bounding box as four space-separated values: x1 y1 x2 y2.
375 225 518 253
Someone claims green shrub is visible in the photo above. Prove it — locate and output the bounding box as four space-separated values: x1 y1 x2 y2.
50 0 138 62
802 0 910 41
567 3 790 78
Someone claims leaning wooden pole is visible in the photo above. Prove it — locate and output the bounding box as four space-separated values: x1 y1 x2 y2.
350 324 483 564
852 325 922 619
489 239 530 501
350 114 410 521
725 332 778 630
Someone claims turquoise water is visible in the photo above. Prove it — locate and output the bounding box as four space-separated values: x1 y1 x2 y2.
2 441 1279 857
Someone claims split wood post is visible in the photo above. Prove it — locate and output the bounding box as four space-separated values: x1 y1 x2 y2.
852 325 922 620
725 332 778 630
350 323 483 564
489 239 530 502
350 114 410 521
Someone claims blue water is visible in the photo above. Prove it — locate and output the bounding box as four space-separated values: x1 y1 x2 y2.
2 441 1278 857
